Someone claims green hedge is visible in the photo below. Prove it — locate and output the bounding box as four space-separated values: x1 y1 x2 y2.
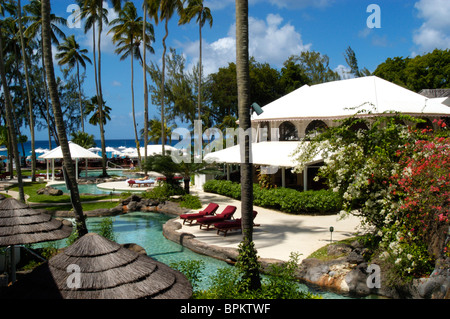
203 180 342 215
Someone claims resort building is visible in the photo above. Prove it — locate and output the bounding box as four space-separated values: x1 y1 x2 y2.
202 76 450 190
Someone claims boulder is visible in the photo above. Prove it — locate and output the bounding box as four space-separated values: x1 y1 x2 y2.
36 186 63 196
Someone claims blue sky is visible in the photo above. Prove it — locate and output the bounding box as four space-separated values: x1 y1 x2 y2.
30 0 450 140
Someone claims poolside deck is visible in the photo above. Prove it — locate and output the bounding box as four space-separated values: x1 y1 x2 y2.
177 189 362 263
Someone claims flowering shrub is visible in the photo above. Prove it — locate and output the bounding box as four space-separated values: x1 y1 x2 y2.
380 125 450 278
293 114 450 281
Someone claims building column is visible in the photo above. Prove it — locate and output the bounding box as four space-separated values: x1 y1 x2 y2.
281 167 286 188
303 165 308 191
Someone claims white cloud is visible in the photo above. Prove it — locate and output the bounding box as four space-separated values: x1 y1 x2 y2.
181 14 311 75
413 0 450 52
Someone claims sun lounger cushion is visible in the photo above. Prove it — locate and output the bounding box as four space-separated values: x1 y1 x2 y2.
214 211 258 236
179 203 219 224
197 205 237 229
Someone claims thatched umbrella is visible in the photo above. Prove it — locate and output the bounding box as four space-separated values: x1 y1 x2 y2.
0 198 72 283
4 233 192 299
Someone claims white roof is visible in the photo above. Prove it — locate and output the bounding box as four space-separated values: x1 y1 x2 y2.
251 76 450 122
38 142 102 159
203 141 322 167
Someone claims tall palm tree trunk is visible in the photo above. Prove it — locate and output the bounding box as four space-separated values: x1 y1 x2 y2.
97 1 108 176
0 36 25 202
131 50 142 166
236 0 260 290
76 60 85 132
198 21 202 121
18 0 36 182
42 0 87 236
143 2 149 166
160 18 169 156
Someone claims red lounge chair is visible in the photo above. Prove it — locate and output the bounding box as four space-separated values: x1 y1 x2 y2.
179 203 219 225
214 211 258 236
197 205 237 230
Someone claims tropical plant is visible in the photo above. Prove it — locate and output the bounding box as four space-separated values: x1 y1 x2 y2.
56 35 92 132
86 96 112 126
141 118 174 144
146 0 183 155
42 0 87 236
109 1 155 166
142 154 219 194
178 0 213 121
71 131 96 149
293 114 450 284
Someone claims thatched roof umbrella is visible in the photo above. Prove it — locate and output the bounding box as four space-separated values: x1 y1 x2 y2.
0 198 72 246
5 233 192 299
0 198 72 283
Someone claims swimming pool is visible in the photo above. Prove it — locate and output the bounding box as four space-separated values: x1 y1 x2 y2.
54 212 352 298
80 169 141 179
52 183 113 195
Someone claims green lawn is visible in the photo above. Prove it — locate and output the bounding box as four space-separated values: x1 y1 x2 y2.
5 182 120 208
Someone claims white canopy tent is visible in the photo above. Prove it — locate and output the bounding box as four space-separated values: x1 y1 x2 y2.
38 141 101 181
203 141 324 189
251 76 450 122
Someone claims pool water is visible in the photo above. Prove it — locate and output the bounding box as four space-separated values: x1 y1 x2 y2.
52 183 110 195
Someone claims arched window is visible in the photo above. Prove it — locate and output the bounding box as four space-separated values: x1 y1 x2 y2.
259 122 270 141
279 121 299 141
305 120 328 136
349 120 369 132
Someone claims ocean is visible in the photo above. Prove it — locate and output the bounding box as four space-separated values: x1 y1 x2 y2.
0 139 160 158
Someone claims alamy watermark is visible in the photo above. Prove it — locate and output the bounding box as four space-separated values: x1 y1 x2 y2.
366 264 382 289
367 4 381 29
66 264 81 289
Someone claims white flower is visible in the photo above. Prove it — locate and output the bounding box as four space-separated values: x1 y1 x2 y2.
395 258 402 264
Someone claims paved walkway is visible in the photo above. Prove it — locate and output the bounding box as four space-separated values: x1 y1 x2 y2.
178 189 363 262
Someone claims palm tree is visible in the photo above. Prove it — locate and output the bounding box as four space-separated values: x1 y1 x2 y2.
142 1 150 166
17 0 37 181
109 1 154 167
23 0 66 150
41 0 87 236
56 35 92 133
77 0 120 177
235 0 260 290
0 0 25 202
179 0 212 122
146 0 183 155
86 96 112 127
141 118 173 144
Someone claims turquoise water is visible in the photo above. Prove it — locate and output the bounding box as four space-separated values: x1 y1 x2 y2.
52 183 113 195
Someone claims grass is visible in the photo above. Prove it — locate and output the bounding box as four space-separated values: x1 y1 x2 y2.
8 182 120 203
307 237 359 261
